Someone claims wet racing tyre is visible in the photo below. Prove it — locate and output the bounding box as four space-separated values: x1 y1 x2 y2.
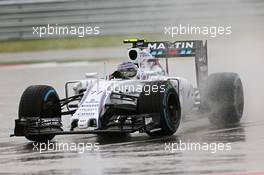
138 81 181 136
18 85 62 142
202 72 244 126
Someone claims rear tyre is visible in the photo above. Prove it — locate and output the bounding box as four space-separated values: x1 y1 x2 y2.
19 85 61 142
201 72 244 126
138 81 181 136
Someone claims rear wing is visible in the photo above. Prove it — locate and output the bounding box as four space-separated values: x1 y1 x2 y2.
124 39 208 90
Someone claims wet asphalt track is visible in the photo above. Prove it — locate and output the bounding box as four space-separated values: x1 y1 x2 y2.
0 32 264 175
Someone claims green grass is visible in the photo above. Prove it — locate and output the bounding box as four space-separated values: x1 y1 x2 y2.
0 34 164 53
0 57 124 65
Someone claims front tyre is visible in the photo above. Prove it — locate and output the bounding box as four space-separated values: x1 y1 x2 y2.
139 81 181 136
18 85 62 142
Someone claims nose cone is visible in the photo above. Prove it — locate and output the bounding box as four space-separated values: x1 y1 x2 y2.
78 119 89 129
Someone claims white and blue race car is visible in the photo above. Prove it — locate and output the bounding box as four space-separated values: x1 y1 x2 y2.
11 39 244 142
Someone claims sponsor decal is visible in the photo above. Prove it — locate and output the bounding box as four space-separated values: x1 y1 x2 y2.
147 41 194 50
147 41 194 57
171 41 194 49
148 41 194 56
147 42 166 50
150 50 165 56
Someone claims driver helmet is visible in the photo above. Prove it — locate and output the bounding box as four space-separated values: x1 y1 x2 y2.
117 61 138 78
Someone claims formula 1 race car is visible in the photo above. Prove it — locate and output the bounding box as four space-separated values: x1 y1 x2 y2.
11 39 244 142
